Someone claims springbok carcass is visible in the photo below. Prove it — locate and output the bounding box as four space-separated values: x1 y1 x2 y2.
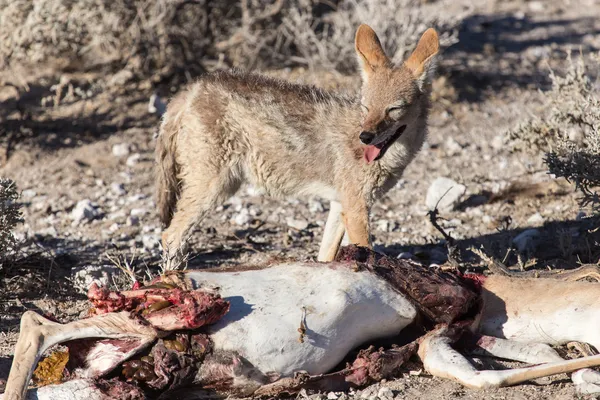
4 246 600 400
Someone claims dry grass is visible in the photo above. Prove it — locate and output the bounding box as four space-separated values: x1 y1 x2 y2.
0 0 463 81
509 53 600 208
0 178 23 263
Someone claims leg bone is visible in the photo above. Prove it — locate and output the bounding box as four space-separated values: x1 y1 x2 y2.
420 328 600 389
4 311 157 400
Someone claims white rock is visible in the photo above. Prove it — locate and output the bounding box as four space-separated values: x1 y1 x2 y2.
21 189 37 198
527 212 544 224
286 217 309 231
444 137 463 156
309 199 325 213
112 143 130 157
232 208 250 225
377 387 394 400
130 208 147 217
70 199 98 222
111 183 126 196
425 177 466 211
512 229 541 253
126 153 141 167
142 234 158 249
72 265 119 294
148 93 167 116
375 219 390 232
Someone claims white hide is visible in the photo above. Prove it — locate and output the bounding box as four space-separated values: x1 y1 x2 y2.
186 262 417 375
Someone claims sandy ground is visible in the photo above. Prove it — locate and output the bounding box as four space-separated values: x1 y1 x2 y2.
2 0 600 398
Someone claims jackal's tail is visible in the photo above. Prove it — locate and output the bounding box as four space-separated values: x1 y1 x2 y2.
154 97 183 227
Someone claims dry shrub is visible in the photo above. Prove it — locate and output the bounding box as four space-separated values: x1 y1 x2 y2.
0 0 462 78
509 53 600 208
0 178 23 261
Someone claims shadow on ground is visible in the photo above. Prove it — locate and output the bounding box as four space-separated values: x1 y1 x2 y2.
442 13 600 102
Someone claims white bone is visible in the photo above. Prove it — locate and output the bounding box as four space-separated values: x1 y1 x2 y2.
4 311 156 400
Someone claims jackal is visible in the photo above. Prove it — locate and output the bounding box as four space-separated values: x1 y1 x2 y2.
155 24 439 267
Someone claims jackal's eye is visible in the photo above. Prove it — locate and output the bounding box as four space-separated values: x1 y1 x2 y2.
386 106 405 121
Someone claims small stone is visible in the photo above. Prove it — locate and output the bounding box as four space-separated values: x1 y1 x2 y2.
126 215 140 226
109 223 119 232
327 393 339 400
309 199 325 213
527 212 544 225
377 387 394 400
286 217 309 231
142 234 158 249
21 189 37 198
72 265 119 294
490 135 505 150
375 219 390 232
130 208 147 217
512 229 541 253
70 199 98 223
112 143 130 157
126 153 141 167
425 177 466 212
111 183 126 196
232 208 251 226
444 137 463 156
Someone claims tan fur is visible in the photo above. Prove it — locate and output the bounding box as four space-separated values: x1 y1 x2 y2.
155 25 439 265
477 275 600 349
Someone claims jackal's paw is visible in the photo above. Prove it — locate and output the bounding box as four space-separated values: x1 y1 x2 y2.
572 368 600 394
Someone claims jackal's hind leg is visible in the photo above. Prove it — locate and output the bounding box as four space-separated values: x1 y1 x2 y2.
318 201 346 262
162 172 241 269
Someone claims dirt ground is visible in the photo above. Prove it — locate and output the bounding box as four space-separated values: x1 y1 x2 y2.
2 0 600 398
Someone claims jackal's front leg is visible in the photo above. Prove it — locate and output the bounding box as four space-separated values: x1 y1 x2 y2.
341 193 371 248
318 201 346 262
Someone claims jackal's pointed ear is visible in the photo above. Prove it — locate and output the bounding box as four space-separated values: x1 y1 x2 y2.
405 28 439 90
355 24 391 81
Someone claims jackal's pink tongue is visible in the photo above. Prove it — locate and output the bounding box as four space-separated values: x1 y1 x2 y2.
363 145 381 164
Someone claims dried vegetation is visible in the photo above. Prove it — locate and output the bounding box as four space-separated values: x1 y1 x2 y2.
0 0 462 80
509 53 600 208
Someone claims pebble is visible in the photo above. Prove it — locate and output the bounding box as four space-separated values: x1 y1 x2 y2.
72 265 119 294
512 229 541 253
70 199 99 223
142 234 158 249
112 143 130 157
126 153 141 167
130 208 147 217
309 199 325 213
527 212 544 225
127 215 140 226
111 183 126 196
425 177 466 212
21 189 37 198
286 217 309 231
233 208 251 225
